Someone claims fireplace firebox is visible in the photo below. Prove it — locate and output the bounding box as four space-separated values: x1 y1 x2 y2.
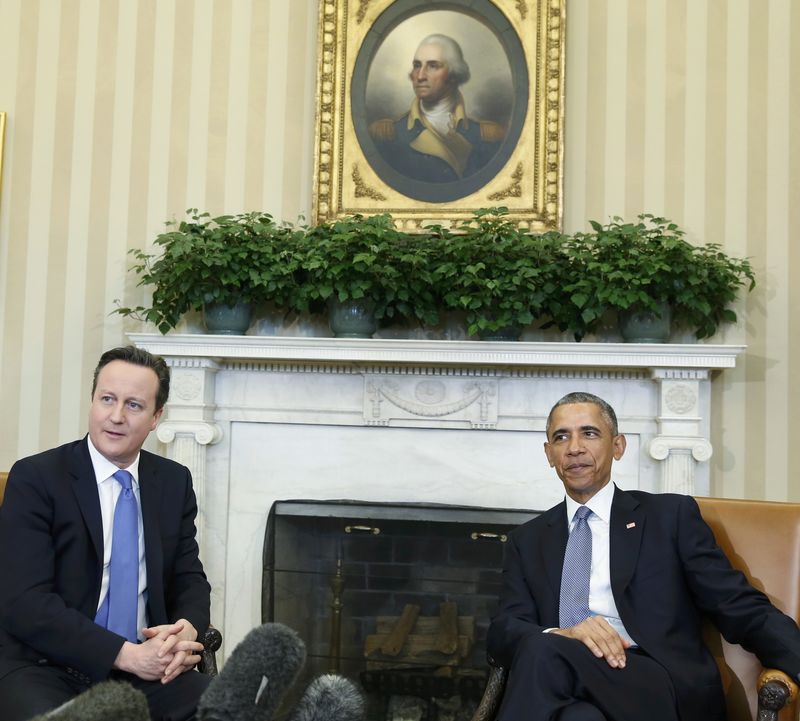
262 501 538 721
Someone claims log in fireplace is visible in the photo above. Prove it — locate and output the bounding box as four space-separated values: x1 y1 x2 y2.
262 500 538 721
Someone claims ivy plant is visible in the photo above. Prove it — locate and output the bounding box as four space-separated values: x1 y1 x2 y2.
557 215 755 340
292 213 439 326
115 207 756 342
433 208 565 337
115 210 300 333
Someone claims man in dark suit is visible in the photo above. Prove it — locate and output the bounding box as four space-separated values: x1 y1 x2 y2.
0 346 211 721
487 392 800 721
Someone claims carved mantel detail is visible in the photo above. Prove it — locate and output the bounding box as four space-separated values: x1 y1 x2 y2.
155 356 223 548
648 368 712 494
365 377 498 428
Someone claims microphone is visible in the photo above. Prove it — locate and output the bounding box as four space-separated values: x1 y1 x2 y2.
289 674 365 721
32 680 150 721
197 622 306 721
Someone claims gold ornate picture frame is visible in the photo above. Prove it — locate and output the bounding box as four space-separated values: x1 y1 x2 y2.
312 0 565 231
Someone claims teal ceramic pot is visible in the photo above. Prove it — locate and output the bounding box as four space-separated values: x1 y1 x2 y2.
328 297 377 338
203 302 252 335
618 303 671 343
477 325 523 341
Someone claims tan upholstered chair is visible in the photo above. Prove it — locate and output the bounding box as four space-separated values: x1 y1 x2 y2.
0 472 7 507
697 497 800 721
471 496 800 721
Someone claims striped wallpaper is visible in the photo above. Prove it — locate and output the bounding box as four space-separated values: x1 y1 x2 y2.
0 0 798 501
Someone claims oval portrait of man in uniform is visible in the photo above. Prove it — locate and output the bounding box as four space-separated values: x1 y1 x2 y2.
351 0 529 203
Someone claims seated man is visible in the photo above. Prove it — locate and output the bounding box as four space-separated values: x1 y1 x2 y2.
0 346 211 721
487 391 800 721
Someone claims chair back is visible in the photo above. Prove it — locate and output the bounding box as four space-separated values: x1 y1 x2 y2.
697 496 800 721
0 471 7 506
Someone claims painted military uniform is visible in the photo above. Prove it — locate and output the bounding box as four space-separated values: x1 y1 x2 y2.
369 93 505 183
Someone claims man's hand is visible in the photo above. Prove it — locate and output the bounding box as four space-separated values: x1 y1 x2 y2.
552 616 631 668
114 620 204 683
113 636 176 681
141 619 204 684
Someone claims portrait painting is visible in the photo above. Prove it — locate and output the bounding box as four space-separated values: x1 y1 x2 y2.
312 0 565 231
354 7 524 203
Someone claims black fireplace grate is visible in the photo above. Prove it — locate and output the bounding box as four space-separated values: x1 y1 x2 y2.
262 499 538 721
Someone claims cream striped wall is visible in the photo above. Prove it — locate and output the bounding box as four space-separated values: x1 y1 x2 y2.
0 0 798 501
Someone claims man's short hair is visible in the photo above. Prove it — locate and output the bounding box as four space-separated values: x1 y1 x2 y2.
416 34 471 86
91 346 171 411
546 392 619 437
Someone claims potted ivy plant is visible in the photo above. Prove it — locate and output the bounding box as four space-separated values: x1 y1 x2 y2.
432 208 564 340
557 214 755 341
115 210 300 334
292 214 438 338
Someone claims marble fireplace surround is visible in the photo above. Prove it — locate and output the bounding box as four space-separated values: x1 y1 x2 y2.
129 334 743 659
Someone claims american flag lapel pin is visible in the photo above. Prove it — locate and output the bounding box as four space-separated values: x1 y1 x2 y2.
626 522 636 529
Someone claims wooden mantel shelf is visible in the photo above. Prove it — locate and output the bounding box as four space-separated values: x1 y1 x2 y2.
128 333 744 370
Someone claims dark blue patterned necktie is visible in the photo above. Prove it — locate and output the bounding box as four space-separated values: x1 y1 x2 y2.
95 470 139 641
559 505 593 628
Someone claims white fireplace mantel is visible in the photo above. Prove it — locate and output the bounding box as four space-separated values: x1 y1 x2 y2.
129 333 743 369
129 333 743 658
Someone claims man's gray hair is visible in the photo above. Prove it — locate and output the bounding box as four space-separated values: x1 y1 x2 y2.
416 34 471 86
546 392 619 437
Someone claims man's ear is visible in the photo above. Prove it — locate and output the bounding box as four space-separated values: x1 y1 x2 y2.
544 441 554 467
612 434 627 461
151 407 164 430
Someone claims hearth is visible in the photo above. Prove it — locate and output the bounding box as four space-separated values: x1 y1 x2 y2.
262 500 538 720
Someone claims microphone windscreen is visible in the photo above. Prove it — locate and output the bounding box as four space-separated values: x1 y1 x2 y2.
32 680 150 721
288 674 365 721
197 622 306 721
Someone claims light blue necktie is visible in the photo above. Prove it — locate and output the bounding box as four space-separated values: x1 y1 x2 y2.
559 505 593 628
95 470 139 642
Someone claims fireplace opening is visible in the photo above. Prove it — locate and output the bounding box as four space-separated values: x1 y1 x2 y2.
262 500 538 720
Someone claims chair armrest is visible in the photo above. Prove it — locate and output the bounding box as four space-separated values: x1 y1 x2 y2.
198 625 223 677
470 662 507 721
757 668 798 721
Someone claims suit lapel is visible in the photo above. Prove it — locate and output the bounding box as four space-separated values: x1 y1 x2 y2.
69 438 104 563
138 452 163 574
609 487 645 597
541 502 569 599
139 452 169 624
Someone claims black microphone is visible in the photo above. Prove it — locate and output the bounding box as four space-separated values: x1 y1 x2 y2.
32 680 150 721
197 622 306 721
288 674 365 721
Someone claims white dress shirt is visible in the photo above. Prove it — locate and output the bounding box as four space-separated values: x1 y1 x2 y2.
564 481 637 646
420 93 458 137
87 436 148 640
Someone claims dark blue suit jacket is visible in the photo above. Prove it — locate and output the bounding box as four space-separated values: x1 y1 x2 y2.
0 438 210 683
487 487 800 721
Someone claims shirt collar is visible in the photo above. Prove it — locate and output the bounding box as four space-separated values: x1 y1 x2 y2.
407 91 469 130
564 480 616 524
86 435 140 487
